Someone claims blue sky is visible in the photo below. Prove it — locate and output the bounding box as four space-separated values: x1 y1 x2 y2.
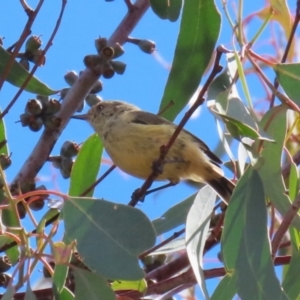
0 0 297 298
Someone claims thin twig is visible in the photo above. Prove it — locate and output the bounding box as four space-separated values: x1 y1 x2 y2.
0 1 43 90
271 192 300 257
139 228 185 259
1 0 67 118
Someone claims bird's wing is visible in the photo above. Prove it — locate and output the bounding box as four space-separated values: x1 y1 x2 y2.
129 110 222 165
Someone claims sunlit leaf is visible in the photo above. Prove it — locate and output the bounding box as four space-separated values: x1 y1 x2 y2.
256 106 300 229
159 0 221 121
275 63 300 105
152 193 196 236
150 0 182 21
69 133 103 197
210 273 237 300
186 186 216 299
0 46 57 95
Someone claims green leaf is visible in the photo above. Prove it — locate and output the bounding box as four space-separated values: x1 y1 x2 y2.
111 279 147 293
69 133 103 197
150 0 182 22
0 46 57 95
210 273 237 300
58 287 74 300
185 186 216 299
256 106 300 229
159 0 221 121
282 228 300 298
222 167 289 300
63 197 156 280
74 268 116 300
152 193 196 236
0 110 8 156
275 63 300 105
288 161 299 201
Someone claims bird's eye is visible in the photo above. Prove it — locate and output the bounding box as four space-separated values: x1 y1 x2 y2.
96 104 104 113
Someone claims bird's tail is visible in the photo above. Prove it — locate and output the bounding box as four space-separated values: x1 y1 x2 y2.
207 176 235 204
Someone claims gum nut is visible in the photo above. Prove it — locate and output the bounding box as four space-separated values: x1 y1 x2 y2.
138 39 156 54
83 55 103 68
25 99 43 116
102 63 115 79
90 80 103 94
20 113 30 127
112 43 125 58
44 99 61 115
0 256 11 273
43 116 62 130
28 117 43 132
95 37 108 53
101 46 115 60
85 94 103 107
64 71 78 86
17 202 27 219
29 198 45 211
49 156 62 169
31 49 46 66
60 141 79 158
110 61 126 74
25 35 42 53
0 154 11 170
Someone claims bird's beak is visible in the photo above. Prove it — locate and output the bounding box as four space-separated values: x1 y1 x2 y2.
71 114 88 120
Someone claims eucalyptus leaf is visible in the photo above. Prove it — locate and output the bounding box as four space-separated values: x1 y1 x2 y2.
159 0 221 121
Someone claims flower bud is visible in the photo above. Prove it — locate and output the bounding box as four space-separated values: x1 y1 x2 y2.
28 117 43 132
112 43 125 58
60 141 79 158
84 55 103 68
85 94 103 107
90 80 103 94
25 36 42 53
101 46 115 60
64 71 78 86
30 49 46 66
19 113 30 127
44 99 61 115
43 116 62 130
110 61 126 74
26 99 43 116
0 273 12 288
0 257 11 273
102 63 115 79
95 37 108 53
0 154 11 170
60 157 73 179
138 39 155 54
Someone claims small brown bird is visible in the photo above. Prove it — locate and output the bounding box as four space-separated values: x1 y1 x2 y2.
73 100 234 202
